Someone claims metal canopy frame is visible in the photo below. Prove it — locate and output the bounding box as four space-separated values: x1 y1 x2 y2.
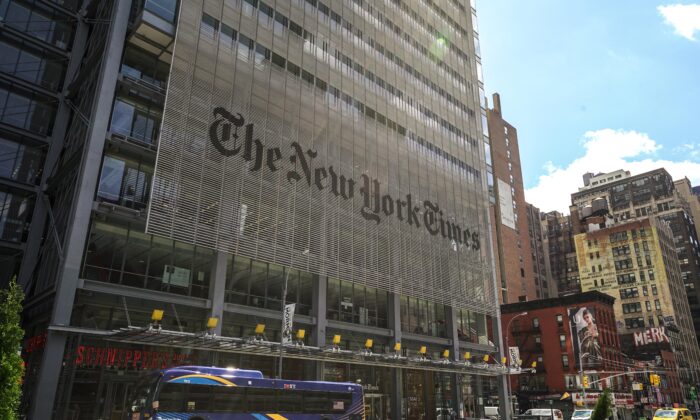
50 325 513 376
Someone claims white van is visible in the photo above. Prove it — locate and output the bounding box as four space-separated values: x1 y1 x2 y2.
522 408 565 420
485 406 500 420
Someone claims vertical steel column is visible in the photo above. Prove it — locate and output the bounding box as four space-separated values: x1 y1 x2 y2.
311 274 327 379
446 306 464 417
208 251 228 336
28 0 132 417
389 293 403 420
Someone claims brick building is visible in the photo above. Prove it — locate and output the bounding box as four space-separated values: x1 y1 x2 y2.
487 93 537 303
501 291 628 417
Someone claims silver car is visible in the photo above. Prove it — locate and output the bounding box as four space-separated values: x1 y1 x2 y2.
571 409 594 420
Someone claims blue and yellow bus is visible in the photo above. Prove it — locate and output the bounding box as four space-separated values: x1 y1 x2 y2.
126 365 364 420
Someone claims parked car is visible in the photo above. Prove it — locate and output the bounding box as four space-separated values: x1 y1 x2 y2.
653 408 694 420
570 409 594 420
521 408 565 420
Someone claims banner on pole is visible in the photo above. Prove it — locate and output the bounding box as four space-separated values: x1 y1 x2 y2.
282 303 296 344
508 346 521 368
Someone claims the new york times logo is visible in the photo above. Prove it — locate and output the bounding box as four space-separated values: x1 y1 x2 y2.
209 107 480 251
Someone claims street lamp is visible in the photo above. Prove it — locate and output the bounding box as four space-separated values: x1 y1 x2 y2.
505 311 528 417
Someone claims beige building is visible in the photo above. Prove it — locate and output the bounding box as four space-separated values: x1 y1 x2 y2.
574 217 700 396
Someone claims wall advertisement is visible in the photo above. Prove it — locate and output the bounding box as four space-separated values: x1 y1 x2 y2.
568 307 602 369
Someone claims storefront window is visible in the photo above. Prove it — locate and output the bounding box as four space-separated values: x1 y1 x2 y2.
326 278 388 327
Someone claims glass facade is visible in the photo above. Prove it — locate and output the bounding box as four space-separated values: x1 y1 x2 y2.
148 0 495 316
17 0 504 417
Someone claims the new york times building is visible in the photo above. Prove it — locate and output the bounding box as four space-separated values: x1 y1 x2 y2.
14 0 502 418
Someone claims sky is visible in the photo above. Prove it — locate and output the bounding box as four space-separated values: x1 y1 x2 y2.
476 0 700 213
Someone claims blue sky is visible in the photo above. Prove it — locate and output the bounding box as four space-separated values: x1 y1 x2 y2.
477 0 700 212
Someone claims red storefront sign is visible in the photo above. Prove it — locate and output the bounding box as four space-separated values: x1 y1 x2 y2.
24 332 48 353
74 345 193 369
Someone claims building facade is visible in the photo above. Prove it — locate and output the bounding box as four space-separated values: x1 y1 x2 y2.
526 202 555 299
674 178 700 242
4 0 506 418
486 93 536 303
541 211 580 296
501 291 628 418
571 169 700 352
573 217 700 409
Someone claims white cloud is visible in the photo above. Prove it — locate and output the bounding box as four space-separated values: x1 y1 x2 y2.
658 4 700 41
525 129 700 213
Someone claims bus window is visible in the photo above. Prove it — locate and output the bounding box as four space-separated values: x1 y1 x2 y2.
158 383 188 411
247 387 276 412
328 392 353 412
276 389 303 413
303 391 352 413
213 386 245 412
303 391 328 413
157 383 214 411
186 384 214 412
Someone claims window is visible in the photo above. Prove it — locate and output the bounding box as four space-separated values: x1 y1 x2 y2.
624 317 644 329
556 314 563 326
0 40 66 90
0 136 43 185
642 285 648 296
82 219 214 298
622 302 642 314
645 301 652 311
559 334 566 350
201 13 219 37
0 187 34 243
110 97 161 145
654 299 661 310
328 278 388 328
532 318 540 329
651 284 658 295
0 0 74 48
562 355 569 368
145 0 178 23
0 84 56 135
97 154 152 210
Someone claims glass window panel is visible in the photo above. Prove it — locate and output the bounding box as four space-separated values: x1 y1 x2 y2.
249 261 267 306
97 156 125 202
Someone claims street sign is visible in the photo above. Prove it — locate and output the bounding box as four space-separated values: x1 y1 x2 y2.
282 303 296 344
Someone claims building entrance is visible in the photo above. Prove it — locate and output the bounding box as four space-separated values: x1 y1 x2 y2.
365 393 389 420
90 374 134 420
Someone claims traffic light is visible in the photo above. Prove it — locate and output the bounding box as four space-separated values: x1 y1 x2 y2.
690 386 697 401
649 374 661 386
583 375 589 388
